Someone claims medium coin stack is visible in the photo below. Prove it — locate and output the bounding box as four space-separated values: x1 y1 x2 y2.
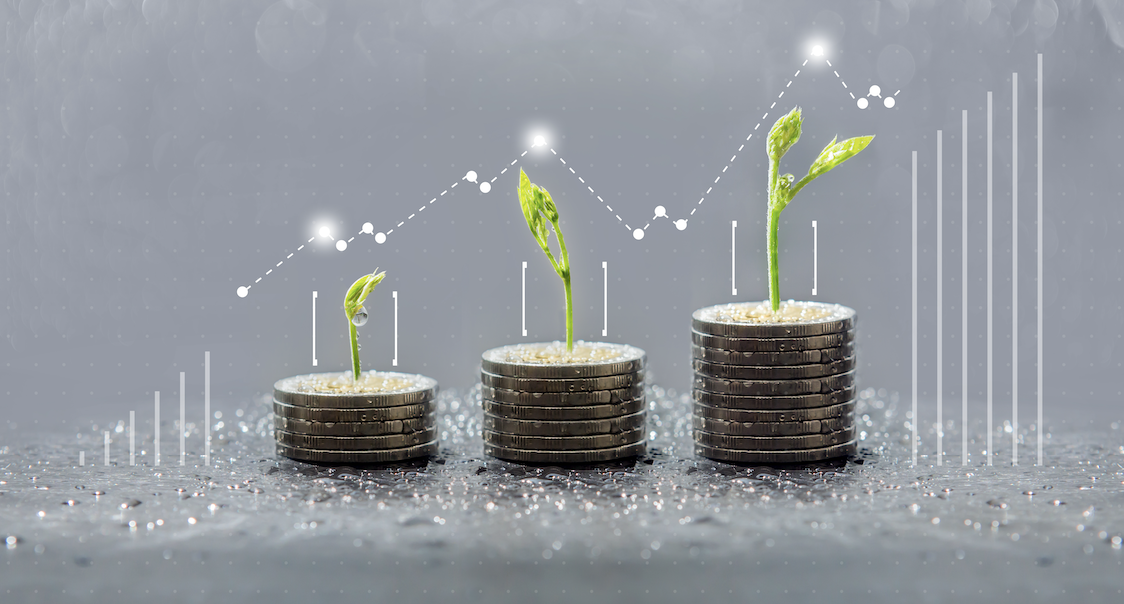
691 301 858 464
480 342 647 463
272 371 439 464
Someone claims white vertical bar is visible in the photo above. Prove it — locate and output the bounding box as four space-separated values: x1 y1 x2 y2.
179 372 185 466
79 451 85 467
104 431 110 466
154 391 160 467
205 351 211 467
731 221 738 296
1037 54 1044 467
602 262 608 337
962 109 969 466
129 411 135 467
987 91 994 467
521 262 528 336
392 291 399 367
312 291 318 367
811 221 818 296
911 151 918 467
937 130 944 466
1012 72 1019 466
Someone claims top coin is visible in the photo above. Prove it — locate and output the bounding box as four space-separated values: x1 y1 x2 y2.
274 371 438 408
692 301 856 338
481 341 646 378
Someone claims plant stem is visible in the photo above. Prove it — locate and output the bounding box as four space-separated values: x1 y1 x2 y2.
349 320 361 381
767 207 781 312
553 219 573 350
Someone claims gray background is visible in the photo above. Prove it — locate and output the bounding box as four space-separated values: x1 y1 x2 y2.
2 0 1122 437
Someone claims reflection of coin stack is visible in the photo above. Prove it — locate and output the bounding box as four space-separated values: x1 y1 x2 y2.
480 342 647 463
691 302 858 464
272 372 438 464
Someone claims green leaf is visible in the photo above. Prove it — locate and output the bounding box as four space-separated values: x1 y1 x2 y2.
344 269 385 318
767 106 803 162
807 135 874 180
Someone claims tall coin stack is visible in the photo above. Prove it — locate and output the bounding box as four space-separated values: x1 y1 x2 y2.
691 301 858 464
480 342 647 463
272 371 439 464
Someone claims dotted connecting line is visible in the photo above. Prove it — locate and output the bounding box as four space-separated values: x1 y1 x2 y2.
239 151 530 297
548 148 636 237
825 59 855 99
659 58 812 231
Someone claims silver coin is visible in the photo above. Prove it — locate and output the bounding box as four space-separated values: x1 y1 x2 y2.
693 427 856 450
694 440 856 464
692 414 854 436
273 400 434 422
693 401 856 423
481 342 645 378
692 330 855 352
274 372 437 408
483 428 645 451
693 372 855 396
275 428 438 451
692 301 856 338
691 343 855 366
483 399 646 420
692 387 856 409
481 384 643 406
277 441 438 464
485 442 646 464
692 357 856 380
483 411 646 437
274 415 435 437
480 370 644 393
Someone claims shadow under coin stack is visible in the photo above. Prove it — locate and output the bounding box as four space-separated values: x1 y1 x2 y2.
691 301 858 464
272 372 439 464
480 342 648 463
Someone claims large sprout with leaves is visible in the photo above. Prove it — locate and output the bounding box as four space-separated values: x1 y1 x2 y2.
343 268 386 381
517 168 574 351
764 106 873 312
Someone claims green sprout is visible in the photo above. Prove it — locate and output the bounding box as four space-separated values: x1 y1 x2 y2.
343 268 386 381
764 106 873 312
517 168 574 351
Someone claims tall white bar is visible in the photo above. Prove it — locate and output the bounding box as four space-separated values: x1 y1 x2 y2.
1037 54 1044 466
962 110 969 466
937 130 944 466
154 391 160 467
911 151 918 467
1012 73 1019 466
179 372 186 466
987 91 994 467
205 351 211 467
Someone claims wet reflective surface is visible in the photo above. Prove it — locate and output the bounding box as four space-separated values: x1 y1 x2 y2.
2 386 1122 602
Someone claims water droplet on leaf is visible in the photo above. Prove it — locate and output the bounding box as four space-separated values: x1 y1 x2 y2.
352 308 368 327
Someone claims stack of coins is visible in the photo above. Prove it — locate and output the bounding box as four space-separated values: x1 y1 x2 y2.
691 301 857 464
272 371 438 464
480 342 647 463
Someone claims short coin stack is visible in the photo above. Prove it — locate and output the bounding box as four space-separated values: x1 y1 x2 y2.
480 342 647 463
691 301 858 464
273 371 439 464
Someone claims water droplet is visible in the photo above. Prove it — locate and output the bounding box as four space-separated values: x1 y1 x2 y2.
351 308 368 326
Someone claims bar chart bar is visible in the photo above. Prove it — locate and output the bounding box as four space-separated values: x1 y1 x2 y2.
312 291 318 367
1037 54 1044 466
104 431 109 466
987 91 994 467
937 129 944 466
911 151 918 467
205 351 211 467
962 110 969 466
129 410 135 467
1012 72 1019 466
521 262 528 336
392 291 399 367
811 221 818 296
79 451 85 467
154 391 160 467
179 372 186 466
602 262 608 337
731 221 738 296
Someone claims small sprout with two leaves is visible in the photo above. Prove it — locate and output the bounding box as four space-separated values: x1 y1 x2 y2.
764 106 873 312
517 168 574 351
344 268 386 381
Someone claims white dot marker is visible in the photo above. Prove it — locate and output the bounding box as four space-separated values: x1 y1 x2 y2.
654 205 667 218
374 232 387 244
236 286 248 298
362 222 374 234
479 182 491 193
856 98 869 109
464 170 478 183
811 45 824 57
318 226 331 238
633 228 645 240
868 85 882 97
884 96 896 108
532 135 547 147
675 219 687 231
335 240 347 251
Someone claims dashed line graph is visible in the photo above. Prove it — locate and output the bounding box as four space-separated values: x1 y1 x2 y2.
237 48 886 298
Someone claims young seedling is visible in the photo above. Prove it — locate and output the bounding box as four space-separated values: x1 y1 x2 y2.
343 268 386 381
764 106 873 312
517 168 574 351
